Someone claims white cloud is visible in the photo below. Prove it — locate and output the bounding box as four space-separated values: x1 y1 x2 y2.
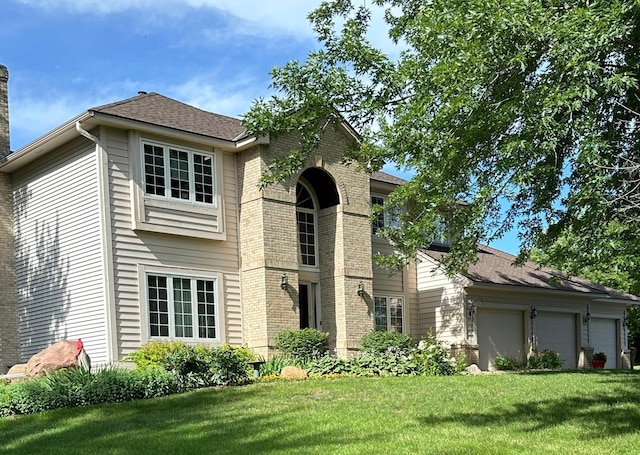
14 0 398 52
168 72 270 119
14 0 323 37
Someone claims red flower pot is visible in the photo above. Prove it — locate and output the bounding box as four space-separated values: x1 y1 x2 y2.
591 360 606 369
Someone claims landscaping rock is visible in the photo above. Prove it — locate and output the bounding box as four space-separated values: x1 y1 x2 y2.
26 339 91 376
280 366 308 379
7 363 27 375
465 364 482 375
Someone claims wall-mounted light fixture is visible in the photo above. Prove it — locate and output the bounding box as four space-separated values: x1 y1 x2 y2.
584 310 591 325
467 301 477 319
530 306 538 319
280 273 288 290
357 281 364 297
623 313 628 327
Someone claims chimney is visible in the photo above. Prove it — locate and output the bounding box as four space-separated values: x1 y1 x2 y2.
0 65 9 158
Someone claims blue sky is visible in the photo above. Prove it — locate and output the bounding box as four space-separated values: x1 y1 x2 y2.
0 0 520 254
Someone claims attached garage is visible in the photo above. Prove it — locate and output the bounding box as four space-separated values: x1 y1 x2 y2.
535 312 577 369
590 318 618 369
478 309 525 370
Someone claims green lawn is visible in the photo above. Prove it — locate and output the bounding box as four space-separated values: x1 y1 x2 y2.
2 371 639 454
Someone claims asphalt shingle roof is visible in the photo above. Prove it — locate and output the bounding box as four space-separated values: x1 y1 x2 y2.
423 244 639 301
90 92 246 141
370 171 407 185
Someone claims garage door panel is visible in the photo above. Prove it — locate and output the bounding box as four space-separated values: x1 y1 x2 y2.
591 318 617 369
536 312 576 369
478 309 524 370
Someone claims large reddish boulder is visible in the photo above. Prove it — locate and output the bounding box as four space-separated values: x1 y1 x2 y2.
27 339 91 376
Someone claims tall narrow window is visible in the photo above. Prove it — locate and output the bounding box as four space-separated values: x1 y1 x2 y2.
296 183 317 267
144 144 166 196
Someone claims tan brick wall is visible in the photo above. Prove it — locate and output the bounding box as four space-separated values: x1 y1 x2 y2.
237 123 374 357
0 172 18 373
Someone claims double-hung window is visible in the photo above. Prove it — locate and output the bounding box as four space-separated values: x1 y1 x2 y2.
143 141 215 205
374 295 404 332
147 273 218 340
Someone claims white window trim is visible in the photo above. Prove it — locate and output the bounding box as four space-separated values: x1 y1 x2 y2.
297 181 319 270
139 265 224 343
374 294 405 333
141 139 218 208
129 131 226 240
371 193 400 237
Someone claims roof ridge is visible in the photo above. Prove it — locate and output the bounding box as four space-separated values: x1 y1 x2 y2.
90 92 158 112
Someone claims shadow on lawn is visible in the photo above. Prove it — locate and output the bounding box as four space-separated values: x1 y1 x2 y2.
419 371 640 438
0 385 369 455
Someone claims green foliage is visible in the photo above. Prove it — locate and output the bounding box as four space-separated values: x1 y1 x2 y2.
125 340 188 370
359 330 413 355
244 0 640 275
304 332 460 377
495 350 563 371
259 356 293 376
0 367 180 416
128 342 253 388
494 355 522 371
413 334 458 376
274 328 329 361
593 351 608 362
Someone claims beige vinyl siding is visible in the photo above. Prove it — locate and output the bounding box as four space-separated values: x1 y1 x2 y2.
13 139 108 364
130 133 225 240
415 251 465 344
106 128 242 360
372 239 404 294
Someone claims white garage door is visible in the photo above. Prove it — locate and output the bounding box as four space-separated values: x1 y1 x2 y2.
478 309 524 370
536 312 577 369
591 318 617 369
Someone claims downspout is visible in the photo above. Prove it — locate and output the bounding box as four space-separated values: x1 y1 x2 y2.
76 121 99 143
76 121 118 365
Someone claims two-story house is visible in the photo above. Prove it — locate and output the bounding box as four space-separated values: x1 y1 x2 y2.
0 65 636 373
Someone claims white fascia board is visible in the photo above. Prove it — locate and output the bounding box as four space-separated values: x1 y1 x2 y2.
0 112 92 172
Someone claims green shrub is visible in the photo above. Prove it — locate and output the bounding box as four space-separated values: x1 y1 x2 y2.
494 355 522 371
207 345 252 386
414 334 457 376
126 341 252 388
274 328 329 360
125 340 187 369
306 356 352 376
260 356 284 376
494 350 563 371
0 366 182 417
359 331 413 355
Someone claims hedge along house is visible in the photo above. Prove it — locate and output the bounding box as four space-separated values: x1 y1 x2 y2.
0 65 637 372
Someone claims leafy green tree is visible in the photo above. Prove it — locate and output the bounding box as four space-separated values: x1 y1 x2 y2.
244 0 640 273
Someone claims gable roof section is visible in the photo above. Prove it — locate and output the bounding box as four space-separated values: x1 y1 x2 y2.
423 244 639 302
90 92 246 141
370 171 407 186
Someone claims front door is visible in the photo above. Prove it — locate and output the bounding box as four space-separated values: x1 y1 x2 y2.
299 283 320 330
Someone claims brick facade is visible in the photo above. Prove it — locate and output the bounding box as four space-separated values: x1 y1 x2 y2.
0 65 18 373
238 124 374 357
